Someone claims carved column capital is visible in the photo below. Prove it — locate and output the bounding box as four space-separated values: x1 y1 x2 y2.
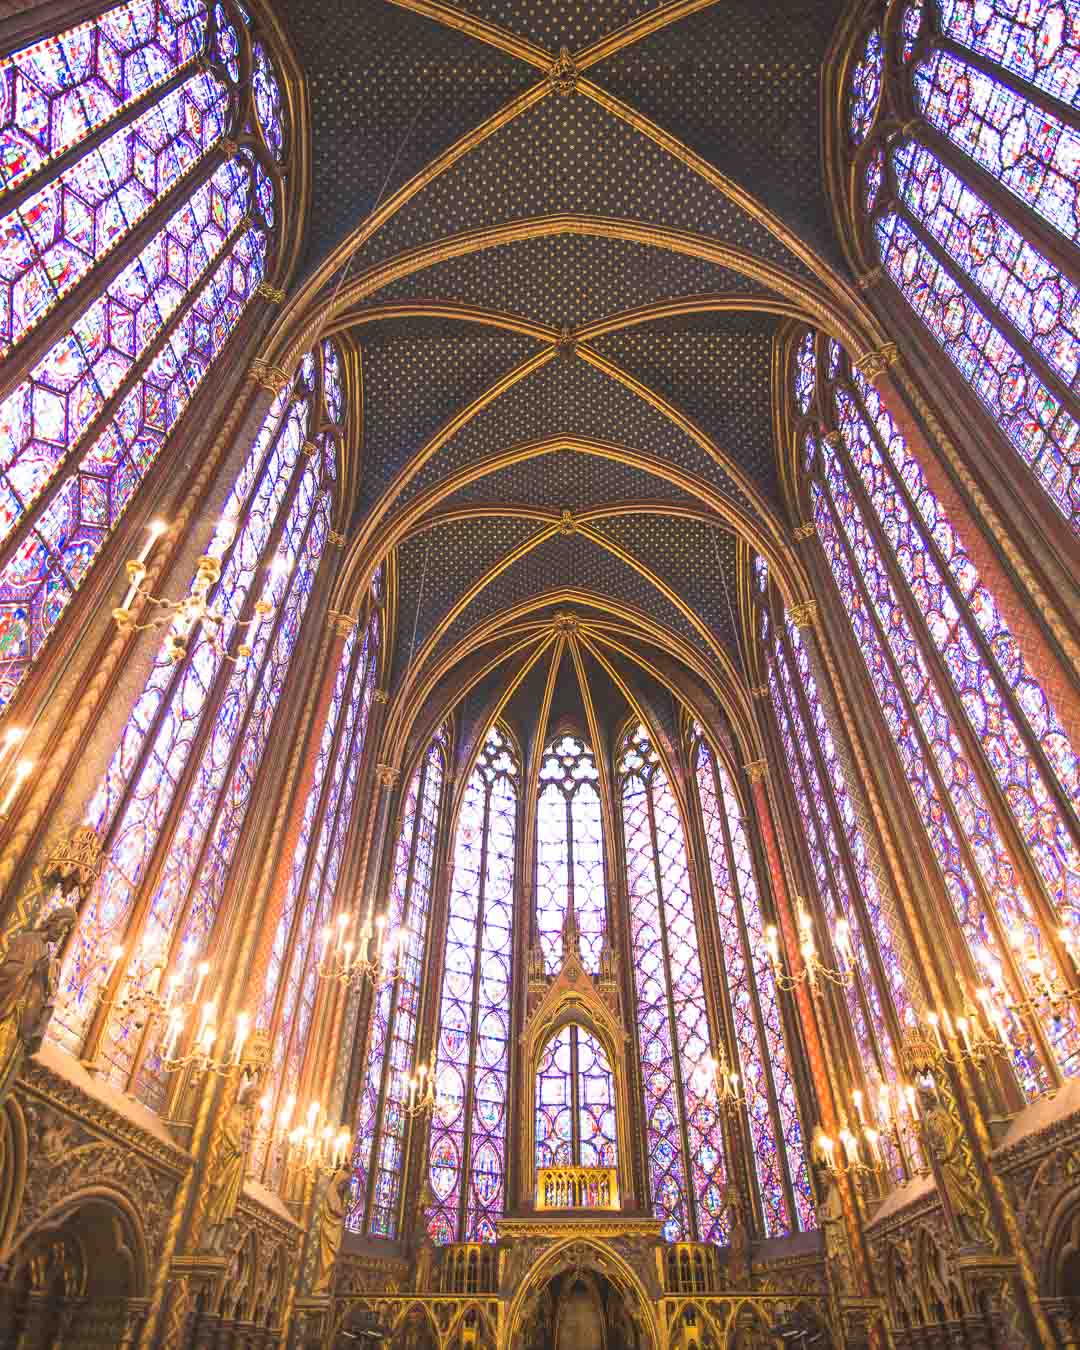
248 359 291 394
254 281 286 304
372 689 390 705
743 759 769 784
793 520 816 541
375 764 399 789
852 341 900 384
327 610 355 637
789 599 819 631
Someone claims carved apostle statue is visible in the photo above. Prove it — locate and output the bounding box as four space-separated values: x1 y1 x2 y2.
312 1161 352 1295
0 905 77 1105
204 1058 263 1250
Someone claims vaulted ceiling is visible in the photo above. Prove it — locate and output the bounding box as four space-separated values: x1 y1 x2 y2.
273 0 857 763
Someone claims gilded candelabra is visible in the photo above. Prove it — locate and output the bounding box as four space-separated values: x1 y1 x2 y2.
317 909 404 989
765 898 854 994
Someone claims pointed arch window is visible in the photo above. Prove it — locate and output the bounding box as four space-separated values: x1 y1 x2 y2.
253 595 380 1181
536 734 606 974
691 730 815 1235
49 340 341 1111
427 724 518 1247
349 727 447 1239
0 0 293 711
619 722 727 1243
534 1024 618 1170
789 329 1080 1097
840 0 1080 526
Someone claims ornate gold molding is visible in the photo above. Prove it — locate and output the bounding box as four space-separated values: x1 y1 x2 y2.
255 281 287 304
372 689 390 705
856 265 883 291
853 341 900 383
744 759 769 784
375 764 400 789
793 521 817 541
302 440 319 458
327 530 346 548
558 510 577 536
497 1216 665 1239
552 610 580 634
327 609 356 636
789 599 818 630
750 684 769 699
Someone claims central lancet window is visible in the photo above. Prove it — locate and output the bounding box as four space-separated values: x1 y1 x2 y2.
427 724 518 1246
536 734 607 973
534 1023 618 1170
619 722 728 1243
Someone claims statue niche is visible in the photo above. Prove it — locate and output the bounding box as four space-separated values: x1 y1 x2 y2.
522 1268 642 1350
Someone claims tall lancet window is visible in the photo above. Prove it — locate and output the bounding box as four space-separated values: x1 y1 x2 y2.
790 330 1080 1098
0 0 292 710
535 734 607 973
349 727 447 1239
692 729 815 1235
252 588 381 1181
50 341 340 1111
840 0 1080 527
427 724 517 1246
619 722 727 1243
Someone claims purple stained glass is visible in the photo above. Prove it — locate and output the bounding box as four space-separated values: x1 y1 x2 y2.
794 329 816 414
50 376 309 1055
0 218 266 712
936 0 1080 109
252 41 286 161
350 733 446 1238
912 47 1080 249
848 28 883 144
535 1025 574 1168
621 723 725 1243
812 429 1066 1092
0 0 208 195
428 726 517 1244
695 737 797 1237
533 1023 616 1178
0 67 229 356
536 735 606 974
876 212 1079 528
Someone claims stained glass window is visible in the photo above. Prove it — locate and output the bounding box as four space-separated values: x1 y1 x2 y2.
692 732 814 1234
619 722 726 1243
254 603 379 1182
791 328 1080 1096
534 1024 617 1169
428 725 517 1246
0 0 290 710
48 340 337 1111
535 734 607 974
349 728 447 1239
843 0 1080 528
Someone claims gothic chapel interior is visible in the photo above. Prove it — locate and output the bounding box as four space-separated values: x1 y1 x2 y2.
0 0 1078 1344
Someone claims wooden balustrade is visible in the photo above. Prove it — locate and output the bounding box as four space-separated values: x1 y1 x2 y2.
535 1166 619 1211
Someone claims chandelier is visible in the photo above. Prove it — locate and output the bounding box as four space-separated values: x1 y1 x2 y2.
764 898 854 993
317 909 405 989
262 1095 352 1176
402 1055 441 1120
112 518 281 664
695 1047 745 1115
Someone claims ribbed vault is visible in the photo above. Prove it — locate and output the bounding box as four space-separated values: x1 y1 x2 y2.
269 0 872 756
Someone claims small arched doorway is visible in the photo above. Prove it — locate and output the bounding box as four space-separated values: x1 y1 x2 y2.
519 1267 643 1350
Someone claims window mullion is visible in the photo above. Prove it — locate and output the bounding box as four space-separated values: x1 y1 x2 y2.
644 778 698 1240
831 423 1078 963
268 635 366 1071
458 781 492 1239
0 142 234 414
908 121 1080 295
711 754 799 1233
570 1025 581 1165
122 483 326 1092
892 197 1080 424
932 32 1079 132
816 478 1061 1085
363 754 428 1232
773 627 899 1073
851 378 1080 849
770 650 888 1081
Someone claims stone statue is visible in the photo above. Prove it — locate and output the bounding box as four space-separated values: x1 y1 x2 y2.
0 905 77 1105
204 1061 262 1251
413 1176 436 1294
815 1173 854 1296
312 1162 351 1296
918 1081 984 1245
723 1183 751 1285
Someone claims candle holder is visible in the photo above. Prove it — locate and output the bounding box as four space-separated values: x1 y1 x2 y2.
696 1047 745 1116
764 898 854 995
97 938 213 1039
813 1123 883 1178
271 1097 352 1178
317 910 404 990
920 1000 1003 1070
974 928 1080 1027
402 1057 440 1121
112 518 281 665
159 999 253 1078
